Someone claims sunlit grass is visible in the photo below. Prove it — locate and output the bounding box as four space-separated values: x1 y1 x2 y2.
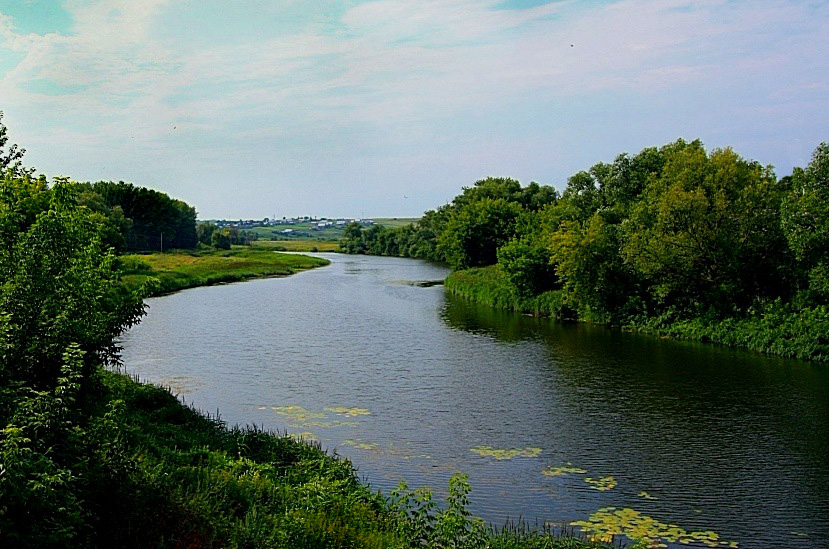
119 246 329 296
252 239 340 252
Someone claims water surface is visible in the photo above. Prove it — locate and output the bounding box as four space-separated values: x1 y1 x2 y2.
120 253 829 548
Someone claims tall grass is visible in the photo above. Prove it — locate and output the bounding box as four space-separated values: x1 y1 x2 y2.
445 266 569 319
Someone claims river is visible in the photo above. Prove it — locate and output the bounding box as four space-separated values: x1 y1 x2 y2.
119 253 829 548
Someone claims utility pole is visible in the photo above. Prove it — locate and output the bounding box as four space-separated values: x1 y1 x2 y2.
160 232 163 253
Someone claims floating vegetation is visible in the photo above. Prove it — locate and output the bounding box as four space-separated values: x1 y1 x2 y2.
584 476 617 491
303 420 359 428
541 464 587 477
272 406 325 423
571 507 738 548
470 446 542 460
324 406 371 417
289 432 317 443
342 439 381 451
159 375 203 394
638 491 658 500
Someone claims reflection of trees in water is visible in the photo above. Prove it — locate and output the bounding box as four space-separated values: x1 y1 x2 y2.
439 289 829 544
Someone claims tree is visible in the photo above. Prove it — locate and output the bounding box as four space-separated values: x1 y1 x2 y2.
196 221 217 245
497 210 558 297
621 143 785 312
211 229 231 250
782 142 829 301
0 111 30 176
0 177 145 390
437 198 522 270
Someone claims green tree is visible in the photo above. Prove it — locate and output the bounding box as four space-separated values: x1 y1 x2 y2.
497 210 558 297
782 142 829 301
437 198 522 270
621 142 785 312
0 178 145 390
196 221 217 245
0 111 31 176
211 229 231 250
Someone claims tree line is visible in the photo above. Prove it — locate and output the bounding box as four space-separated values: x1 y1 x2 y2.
341 139 829 359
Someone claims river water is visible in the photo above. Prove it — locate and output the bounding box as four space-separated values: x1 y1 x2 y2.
119 253 829 548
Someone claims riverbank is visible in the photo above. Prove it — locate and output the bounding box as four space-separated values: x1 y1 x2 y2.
445 266 829 362
118 246 330 296
40 368 607 548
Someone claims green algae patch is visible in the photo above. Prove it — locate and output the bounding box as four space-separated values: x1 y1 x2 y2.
638 491 657 500
571 507 738 548
541 464 587 477
272 406 326 423
470 446 542 460
324 406 372 417
304 420 359 428
584 476 617 491
342 439 381 452
289 431 318 443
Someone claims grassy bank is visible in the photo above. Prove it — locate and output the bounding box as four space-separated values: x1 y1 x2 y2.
119 246 330 296
4 365 611 548
445 266 568 318
445 267 829 362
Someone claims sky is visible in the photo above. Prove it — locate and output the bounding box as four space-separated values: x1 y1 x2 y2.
0 1 827 219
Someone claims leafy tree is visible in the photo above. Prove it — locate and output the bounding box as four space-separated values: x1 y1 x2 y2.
211 229 231 250
437 198 522 270
0 111 31 176
0 178 145 390
621 143 785 312
497 210 558 297
196 221 217 245
782 142 829 301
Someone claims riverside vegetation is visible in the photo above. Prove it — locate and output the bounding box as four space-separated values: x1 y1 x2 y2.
1 115 614 546
340 139 829 361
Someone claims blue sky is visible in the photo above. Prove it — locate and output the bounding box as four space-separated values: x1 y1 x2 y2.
1 0 827 219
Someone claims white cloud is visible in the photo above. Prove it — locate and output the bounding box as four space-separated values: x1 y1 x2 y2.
0 0 826 216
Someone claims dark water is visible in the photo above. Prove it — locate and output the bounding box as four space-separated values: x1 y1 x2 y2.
119 253 829 548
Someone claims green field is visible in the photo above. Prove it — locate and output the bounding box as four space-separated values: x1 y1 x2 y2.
119 247 329 296
246 217 421 242
252 239 341 252
373 217 420 228
248 223 345 241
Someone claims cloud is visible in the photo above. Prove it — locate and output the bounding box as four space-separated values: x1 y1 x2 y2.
0 0 826 216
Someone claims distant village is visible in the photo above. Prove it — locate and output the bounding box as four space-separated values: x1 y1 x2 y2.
211 216 374 233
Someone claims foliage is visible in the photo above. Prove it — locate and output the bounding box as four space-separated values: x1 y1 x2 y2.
438 198 523 270
0 177 145 390
401 137 829 361
782 142 829 302
80 180 198 251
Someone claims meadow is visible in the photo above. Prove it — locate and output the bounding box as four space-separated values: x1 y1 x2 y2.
119 246 330 296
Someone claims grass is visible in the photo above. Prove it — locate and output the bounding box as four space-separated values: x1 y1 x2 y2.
248 224 345 241
252 239 341 252
118 246 330 296
373 217 420 228
445 266 569 318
